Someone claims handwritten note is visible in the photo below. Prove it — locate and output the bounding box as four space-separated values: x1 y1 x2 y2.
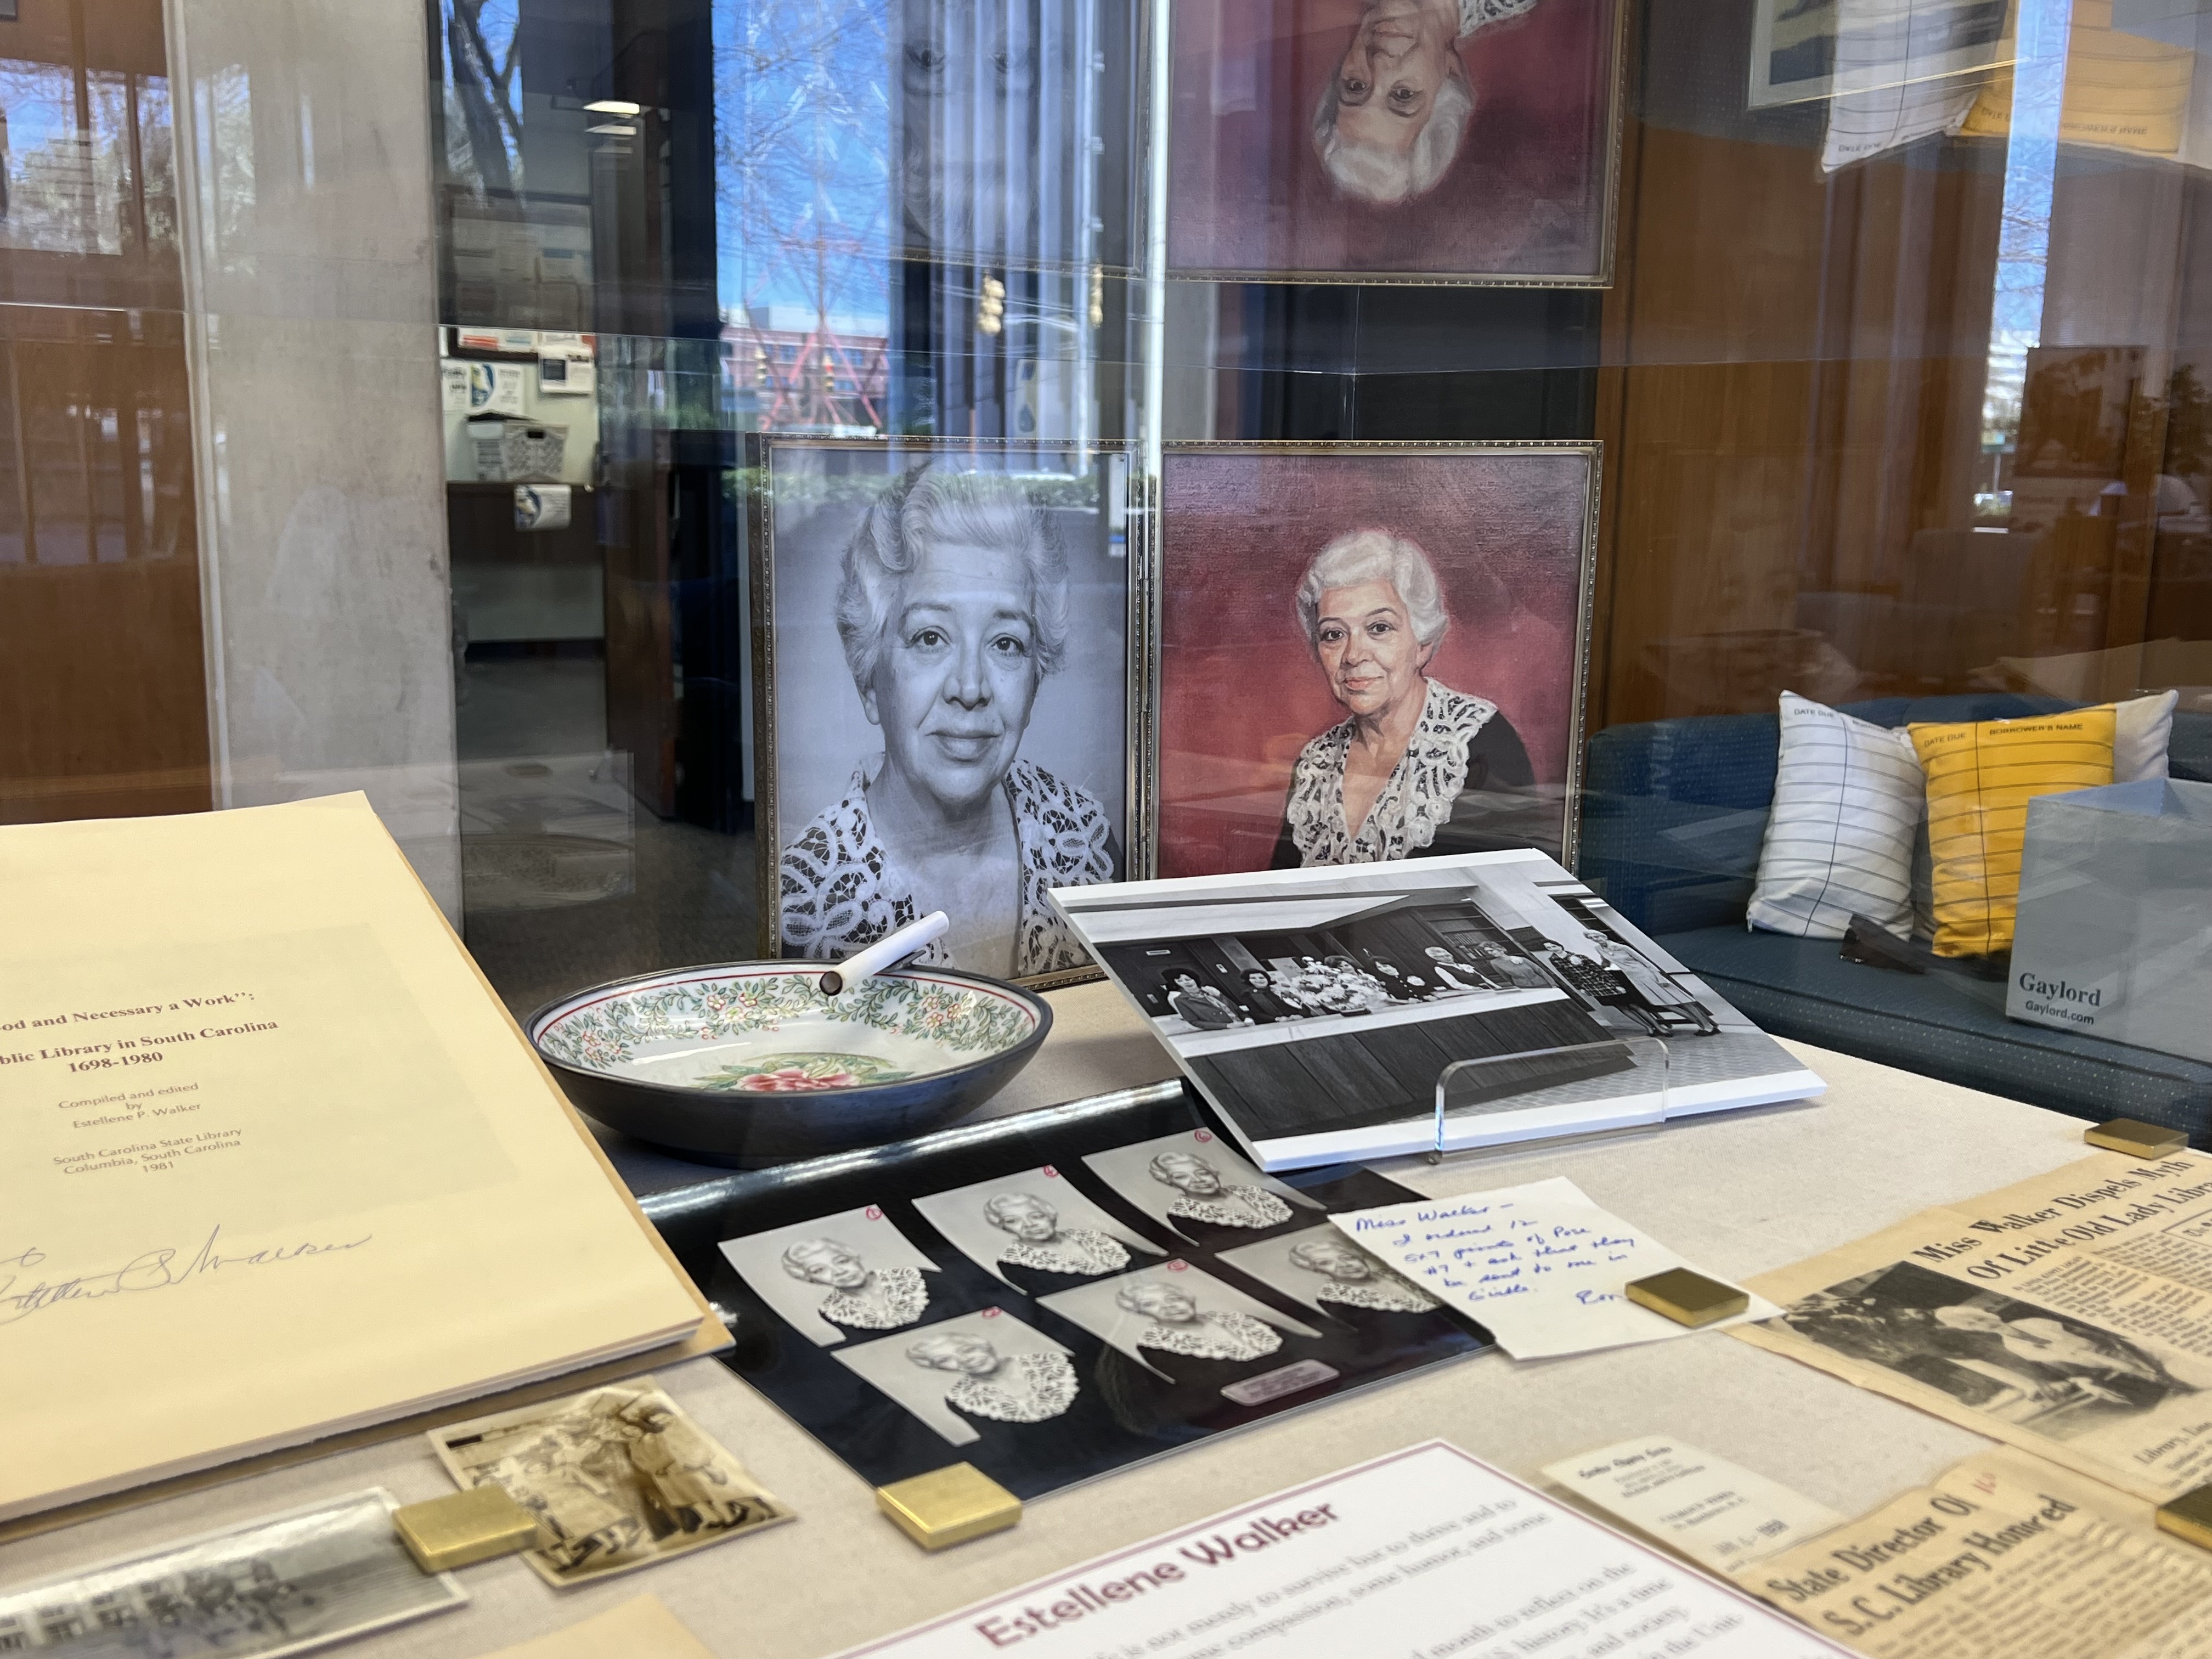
1329 1176 1779 1359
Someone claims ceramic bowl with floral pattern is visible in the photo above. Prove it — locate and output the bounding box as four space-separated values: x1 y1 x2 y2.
528 962 1052 1167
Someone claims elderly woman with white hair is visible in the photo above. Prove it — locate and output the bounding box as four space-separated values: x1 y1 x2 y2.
1272 526 1536 867
780 462 1116 978
1312 0 1539 207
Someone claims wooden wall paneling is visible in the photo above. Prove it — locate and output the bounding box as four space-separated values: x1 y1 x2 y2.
0 306 210 823
1594 100 2014 725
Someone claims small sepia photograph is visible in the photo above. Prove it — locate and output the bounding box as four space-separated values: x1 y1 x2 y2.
0 1490 466 1659
1214 1225 1441 1323
1156 443 1596 878
753 437 1132 986
430 1384 791 1587
1080 1128 1323 1246
1780 1261 2208 1438
1167 0 1623 282
1036 1260 1326 1390
719 1204 948 1347
831 1307 1084 1449
911 1166 1163 1295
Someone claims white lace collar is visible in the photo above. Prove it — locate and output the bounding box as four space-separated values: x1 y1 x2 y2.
1169 1186 1294 1230
1283 680 1498 866
997 1229 1131 1277
1316 1273 1435 1312
819 1265 929 1331
1138 1311 1283 1362
780 759 1113 977
947 1352 1079 1423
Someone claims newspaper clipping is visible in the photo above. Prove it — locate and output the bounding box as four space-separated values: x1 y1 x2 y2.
1740 1447 2212 1657
1737 1150 2212 1502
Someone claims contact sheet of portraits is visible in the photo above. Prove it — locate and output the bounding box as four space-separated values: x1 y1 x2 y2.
749 436 1138 988
695 1113 1489 1499
1150 441 1600 879
1166 0 1626 284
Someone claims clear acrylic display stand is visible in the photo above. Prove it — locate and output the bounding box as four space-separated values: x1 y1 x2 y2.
1426 1037 1671 1165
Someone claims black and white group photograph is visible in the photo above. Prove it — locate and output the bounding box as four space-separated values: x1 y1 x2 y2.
0 1494 465 1659
911 1167 1164 1294
680 1108 1494 1500
753 438 1132 986
1052 848 1825 1165
1780 1262 2205 1436
717 1205 949 1347
429 1386 792 1586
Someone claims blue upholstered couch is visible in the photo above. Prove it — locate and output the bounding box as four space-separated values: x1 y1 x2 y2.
1579 695 2212 1138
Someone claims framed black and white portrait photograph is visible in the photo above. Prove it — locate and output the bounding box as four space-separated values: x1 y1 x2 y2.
1079 1128 1323 1249
751 437 1135 988
1167 0 1624 283
911 1165 1164 1295
1035 1261 1327 1392
718 1205 948 1347
1154 442 1598 880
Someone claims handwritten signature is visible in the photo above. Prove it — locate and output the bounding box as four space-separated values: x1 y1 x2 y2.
0 1228 374 1328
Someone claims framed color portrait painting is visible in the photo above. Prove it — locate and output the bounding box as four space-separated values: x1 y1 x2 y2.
749 437 1135 988
1166 0 1624 283
1152 441 1598 880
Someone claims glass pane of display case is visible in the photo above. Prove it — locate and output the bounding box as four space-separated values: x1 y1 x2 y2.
1 0 2205 1128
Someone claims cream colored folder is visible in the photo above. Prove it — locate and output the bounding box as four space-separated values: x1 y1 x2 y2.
0 795 720 1523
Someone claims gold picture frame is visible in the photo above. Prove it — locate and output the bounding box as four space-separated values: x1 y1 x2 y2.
1146 438 1601 878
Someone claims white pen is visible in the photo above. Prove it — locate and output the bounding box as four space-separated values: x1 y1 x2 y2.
819 911 951 997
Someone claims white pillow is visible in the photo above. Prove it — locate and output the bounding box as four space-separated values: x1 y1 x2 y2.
1748 692 1924 939
2116 689 2178 781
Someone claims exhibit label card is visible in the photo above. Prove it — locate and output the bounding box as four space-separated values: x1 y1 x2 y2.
834 1442 1844 1657
0 796 707 1520
1329 1177 1780 1358
1543 1438 1846 1573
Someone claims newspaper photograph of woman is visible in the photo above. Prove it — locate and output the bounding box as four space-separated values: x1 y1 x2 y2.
753 438 1131 986
1155 443 1596 879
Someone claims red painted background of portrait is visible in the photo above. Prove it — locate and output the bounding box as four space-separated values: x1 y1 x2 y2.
1157 448 1592 878
1167 0 1620 279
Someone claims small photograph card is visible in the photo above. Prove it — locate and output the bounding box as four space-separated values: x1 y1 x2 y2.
1543 1437 1846 1573
1330 1176 1780 1358
0 1489 464 1657
430 1383 790 1587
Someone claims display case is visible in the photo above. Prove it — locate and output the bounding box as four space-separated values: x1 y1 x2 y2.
1 0 2207 1132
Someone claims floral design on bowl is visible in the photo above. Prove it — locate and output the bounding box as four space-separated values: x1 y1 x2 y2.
705 1053 916 1093
531 962 1040 1093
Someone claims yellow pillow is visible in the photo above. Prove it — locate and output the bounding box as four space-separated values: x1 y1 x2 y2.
1907 707 2115 957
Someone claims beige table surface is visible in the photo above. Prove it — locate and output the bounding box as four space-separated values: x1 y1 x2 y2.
5 983 2097 1657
